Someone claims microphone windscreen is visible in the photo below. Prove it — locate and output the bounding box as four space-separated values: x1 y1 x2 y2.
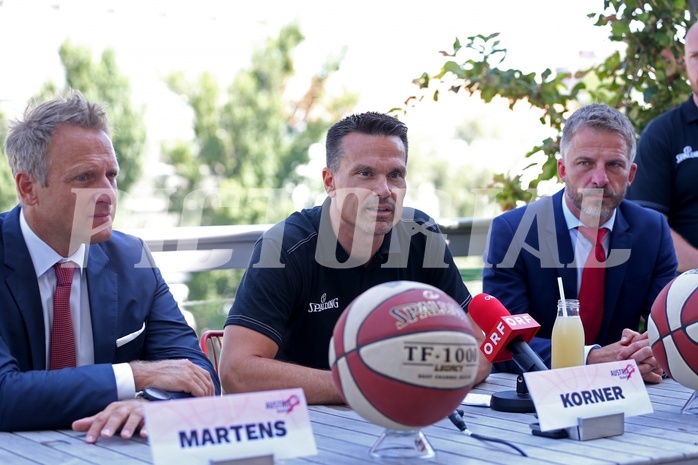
469 293 511 333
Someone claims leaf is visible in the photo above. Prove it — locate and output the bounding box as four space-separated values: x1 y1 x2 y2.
453 37 462 54
442 61 467 79
398 0 693 210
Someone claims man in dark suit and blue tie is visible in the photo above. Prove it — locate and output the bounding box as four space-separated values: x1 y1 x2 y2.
483 103 677 383
0 91 220 441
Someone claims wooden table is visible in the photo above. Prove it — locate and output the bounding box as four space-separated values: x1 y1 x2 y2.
3 372 698 464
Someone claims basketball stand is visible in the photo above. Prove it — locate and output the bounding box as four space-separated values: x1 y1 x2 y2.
681 391 698 414
369 428 435 460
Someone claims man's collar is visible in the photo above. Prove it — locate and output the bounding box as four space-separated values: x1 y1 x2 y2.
561 192 616 232
19 208 87 278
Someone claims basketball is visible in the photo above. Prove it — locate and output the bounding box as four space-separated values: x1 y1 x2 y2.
648 269 698 390
328 281 479 430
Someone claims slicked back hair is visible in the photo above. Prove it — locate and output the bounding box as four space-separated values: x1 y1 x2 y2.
560 103 637 163
5 90 110 187
325 112 408 171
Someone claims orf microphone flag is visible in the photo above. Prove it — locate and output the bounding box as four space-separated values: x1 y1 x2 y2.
470 293 548 373
469 293 548 412
469 294 542 365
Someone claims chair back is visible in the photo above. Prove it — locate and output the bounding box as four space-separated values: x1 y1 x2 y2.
199 329 224 375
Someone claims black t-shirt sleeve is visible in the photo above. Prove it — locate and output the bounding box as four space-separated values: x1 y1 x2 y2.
627 120 673 215
224 235 296 346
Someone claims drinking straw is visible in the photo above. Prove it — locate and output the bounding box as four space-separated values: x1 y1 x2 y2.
557 276 568 316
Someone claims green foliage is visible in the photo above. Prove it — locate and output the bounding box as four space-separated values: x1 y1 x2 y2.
402 1 695 210
490 173 535 212
160 23 357 306
183 269 245 332
162 24 355 226
36 40 147 194
404 129 495 219
589 0 691 129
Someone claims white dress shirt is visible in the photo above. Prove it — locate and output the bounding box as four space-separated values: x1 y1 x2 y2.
560 197 615 363
19 209 136 399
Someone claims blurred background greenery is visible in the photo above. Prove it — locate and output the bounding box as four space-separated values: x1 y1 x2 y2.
0 0 695 333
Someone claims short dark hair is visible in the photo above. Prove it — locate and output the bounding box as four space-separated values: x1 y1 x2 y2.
325 112 408 171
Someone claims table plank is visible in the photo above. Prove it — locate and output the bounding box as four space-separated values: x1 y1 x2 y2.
3 373 698 464
10 430 151 464
0 431 96 464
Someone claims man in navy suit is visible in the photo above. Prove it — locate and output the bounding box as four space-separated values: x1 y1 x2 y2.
483 103 677 383
0 91 220 441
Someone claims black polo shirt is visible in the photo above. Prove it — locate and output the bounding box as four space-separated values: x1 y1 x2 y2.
225 197 471 370
628 95 698 248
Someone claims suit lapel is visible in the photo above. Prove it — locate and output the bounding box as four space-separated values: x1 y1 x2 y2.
2 207 47 369
550 191 578 298
85 244 119 364
600 207 632 341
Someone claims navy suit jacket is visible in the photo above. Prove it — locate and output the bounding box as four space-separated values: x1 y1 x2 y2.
482 189 678 374
0 206 220 431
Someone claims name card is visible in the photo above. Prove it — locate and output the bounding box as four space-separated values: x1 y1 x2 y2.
523 360 652 431
143 388 317 464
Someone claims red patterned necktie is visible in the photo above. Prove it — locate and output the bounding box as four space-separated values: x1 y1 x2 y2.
577 227 608 345
49 262 76 370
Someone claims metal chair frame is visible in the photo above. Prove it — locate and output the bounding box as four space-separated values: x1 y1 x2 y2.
199 329 224 375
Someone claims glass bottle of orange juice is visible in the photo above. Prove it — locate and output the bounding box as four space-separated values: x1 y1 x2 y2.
551 299 584 369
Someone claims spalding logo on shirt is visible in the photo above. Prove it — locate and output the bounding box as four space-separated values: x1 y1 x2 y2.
676 146 698 164
308 292 339 313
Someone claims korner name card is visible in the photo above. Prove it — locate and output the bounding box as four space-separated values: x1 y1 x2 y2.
143 388 317 464
524 360 652 431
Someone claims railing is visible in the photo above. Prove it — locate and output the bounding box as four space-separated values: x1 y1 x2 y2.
123 217 492 274
122 218 492 330
123 224 273 272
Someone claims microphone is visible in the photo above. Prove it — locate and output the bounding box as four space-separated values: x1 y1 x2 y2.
469 293 548 413
469 293 548 373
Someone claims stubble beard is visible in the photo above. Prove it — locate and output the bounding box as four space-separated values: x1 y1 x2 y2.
568 187 625 225
357 210 394 236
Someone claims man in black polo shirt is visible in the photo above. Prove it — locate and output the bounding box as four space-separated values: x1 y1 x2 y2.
627 22 698 272
219 112 491 403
